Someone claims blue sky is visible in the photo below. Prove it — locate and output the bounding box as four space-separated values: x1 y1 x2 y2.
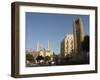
25 12 89 54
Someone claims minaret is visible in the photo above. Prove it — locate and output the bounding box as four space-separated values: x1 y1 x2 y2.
48 40 51 51
36 40 39 51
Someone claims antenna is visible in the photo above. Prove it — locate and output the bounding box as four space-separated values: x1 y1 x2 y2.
37 40 39 51
48 40 51 50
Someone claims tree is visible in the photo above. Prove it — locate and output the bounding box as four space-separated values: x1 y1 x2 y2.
82 35 89 52
26 54 35 62
36 56 44 62
44 56 51 62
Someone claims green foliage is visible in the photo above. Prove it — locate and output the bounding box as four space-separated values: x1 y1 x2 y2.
26 54 35 62
36 56 44 61
44 56 51 61
82 35 89 52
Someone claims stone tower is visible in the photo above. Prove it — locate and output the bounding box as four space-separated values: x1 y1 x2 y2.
73 18 84 53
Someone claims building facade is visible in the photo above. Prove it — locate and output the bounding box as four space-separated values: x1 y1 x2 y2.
73 18 84 53
61 34 74 57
